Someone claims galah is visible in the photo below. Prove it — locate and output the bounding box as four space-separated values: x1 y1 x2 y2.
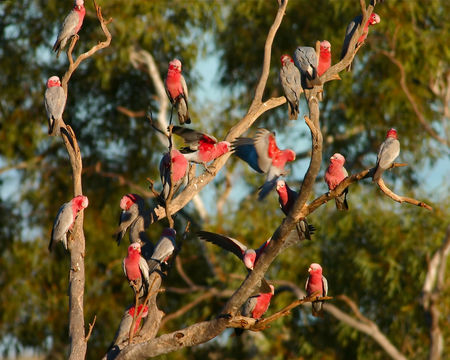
293 46 322 90
164 59 191 125
235 285 275 336
232 128 296 200
325 153 349 211
159 149 189 201
197 230 299 271
172 126 231 165
117 194 153 259
113 304 148 346
53 0 86 58
147 228 177 273
44 76 66 136
123 243 150 297
373 128 400 182
275 180 315 241
305 263 328 317
317 40 332 77
279 54 302 120
49 195 88 251
340 13 381 70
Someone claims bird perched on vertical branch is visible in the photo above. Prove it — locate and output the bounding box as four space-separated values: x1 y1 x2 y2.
44 76 66 136
232 129 296 200
317 41 332 77
305 263 328 317
49 195 89 251
123 243 150 298
325 153 349 211
340 13 381 71
171 126 231 166
275 180 315 240
147 228 177 273
112 304 149 346
159 149 189 202
164 59 191 125
235 285 275 336
293 46 322 90
373 128 400 182
279 54 302 120
53 0 86 58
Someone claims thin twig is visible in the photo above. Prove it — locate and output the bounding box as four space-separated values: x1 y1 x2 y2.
376 178 433 210
85 315 97 342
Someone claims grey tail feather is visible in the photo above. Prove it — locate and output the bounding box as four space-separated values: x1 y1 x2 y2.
234 328 245 336
232 137 253 147
372 165 383 182
258 179 277 201
116 231 124 246
48 238 53 252
335 191 349 211
312 301 324 317
288 101 299 120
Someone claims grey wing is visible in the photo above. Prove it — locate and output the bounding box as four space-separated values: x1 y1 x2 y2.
56 11 79 43
172 126 217 147
139 256 150 285
280 64 301 101
341 15 362 59
377 139 400 170
343 166 349 177
241 296 258 317
303 47 318 68
44 87 66 119
197 231 247 260
253 128 274 173
52 202 72 242
304 276 309 291
122 258 127 278
294 47 309 72
180 74 189 99
322 275 328 297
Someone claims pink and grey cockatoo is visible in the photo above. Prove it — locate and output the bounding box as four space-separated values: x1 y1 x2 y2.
340 13 381 70
49 195 88 251
275 180 315 241
373 128 400 182
147 228 177 273
123 243 150 297
44 76 66 136
165 59 191 125
294 46 322 90
112 304 148 346
325 153 349 211
235 285 275 336
172 126 231 165
305 263 328 317
159 149 189 202
53 0 86 58
117 194 153 259
318 41 332 77
232 128 296 200
279 54 302 120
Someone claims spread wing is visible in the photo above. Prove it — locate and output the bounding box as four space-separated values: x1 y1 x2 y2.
172 126 217 149
197 231 247 260
253 128 275 173
232 139 263 173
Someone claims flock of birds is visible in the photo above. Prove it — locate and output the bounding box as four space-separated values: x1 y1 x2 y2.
43 0 401 344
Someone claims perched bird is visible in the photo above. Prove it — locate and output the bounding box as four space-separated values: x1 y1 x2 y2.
198 229 300 271
123 243 150 297
340 13 381 70
172 126 231 165
305 263 328 317
293 46 322 90
44 76 66 136
112 304 149 346
232 129 296 200
373 128 400 182
147 228 177 273
49 195 88 251
164 59 191 125
279 54 302 120
53 0 86 58
275 180 315 240
317 40 332 77
235 285 275 336
325 153 349 211
159 149 189 201
117 194 153 259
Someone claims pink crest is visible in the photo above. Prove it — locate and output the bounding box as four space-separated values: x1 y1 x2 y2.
386 128 398 139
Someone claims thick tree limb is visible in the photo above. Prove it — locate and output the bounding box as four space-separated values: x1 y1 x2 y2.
422 226 450 360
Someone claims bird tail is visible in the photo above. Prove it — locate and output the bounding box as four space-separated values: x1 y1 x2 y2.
258 177 278 201
295 220 315 241
287 100 299 120
372 165 383 183
175 95 190 125
335 189 349 211
234 328 245 337
312 301 324 318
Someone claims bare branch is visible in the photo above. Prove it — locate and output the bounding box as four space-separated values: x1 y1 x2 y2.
85 315 97 342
